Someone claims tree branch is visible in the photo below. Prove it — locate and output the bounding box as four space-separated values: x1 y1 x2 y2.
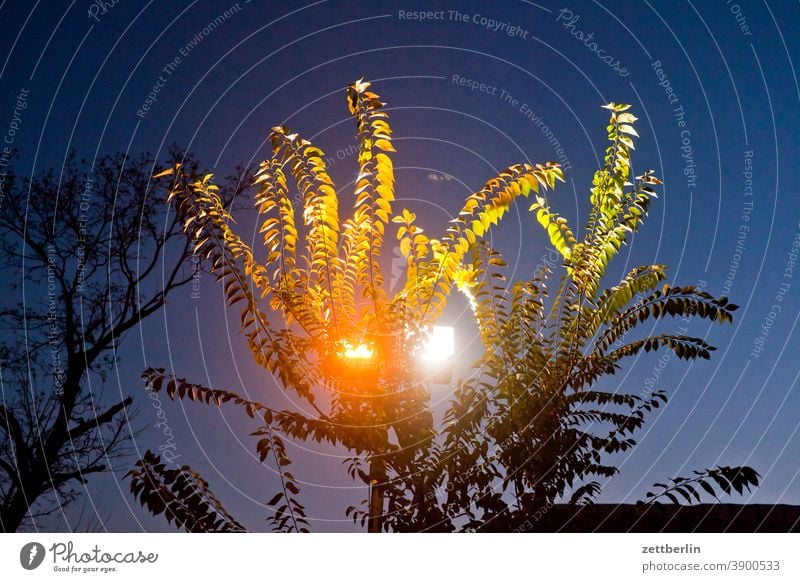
67 397 132 441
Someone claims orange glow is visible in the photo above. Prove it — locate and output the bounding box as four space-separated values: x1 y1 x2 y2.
341 342 374 360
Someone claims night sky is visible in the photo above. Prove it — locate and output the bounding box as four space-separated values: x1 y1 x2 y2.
1 0 799 532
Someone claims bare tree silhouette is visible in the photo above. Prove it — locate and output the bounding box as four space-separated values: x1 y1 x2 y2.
0 148 246 531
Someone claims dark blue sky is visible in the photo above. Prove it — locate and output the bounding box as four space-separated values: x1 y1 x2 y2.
2 0 799 532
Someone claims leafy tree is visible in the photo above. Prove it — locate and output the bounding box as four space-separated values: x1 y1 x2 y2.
127 450 246 532
128 79 563 532
641 466 760 506
129 92 757 533
419 103 758 531
0 149 244 531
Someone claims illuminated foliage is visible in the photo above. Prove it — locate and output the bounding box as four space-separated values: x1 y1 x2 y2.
417 103 757 530
128 80 562 532
128 93 755 533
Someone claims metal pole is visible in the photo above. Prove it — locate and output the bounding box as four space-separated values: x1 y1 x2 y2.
367 455 385 533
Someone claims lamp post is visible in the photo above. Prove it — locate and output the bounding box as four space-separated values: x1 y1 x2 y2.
337 326 455 532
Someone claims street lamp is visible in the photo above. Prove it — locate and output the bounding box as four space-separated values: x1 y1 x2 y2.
335 326 455 381
341 341 374 360
336 325 455 532
419 325 455 362
416 325 455 384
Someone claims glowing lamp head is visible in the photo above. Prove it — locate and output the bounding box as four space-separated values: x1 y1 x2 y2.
341 341 374 360
419 326 455 363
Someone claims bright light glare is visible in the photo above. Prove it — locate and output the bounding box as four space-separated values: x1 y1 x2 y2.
341 342 374 360
419 326 454 362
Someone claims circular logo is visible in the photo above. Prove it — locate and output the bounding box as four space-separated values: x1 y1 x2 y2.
20 542 46 570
